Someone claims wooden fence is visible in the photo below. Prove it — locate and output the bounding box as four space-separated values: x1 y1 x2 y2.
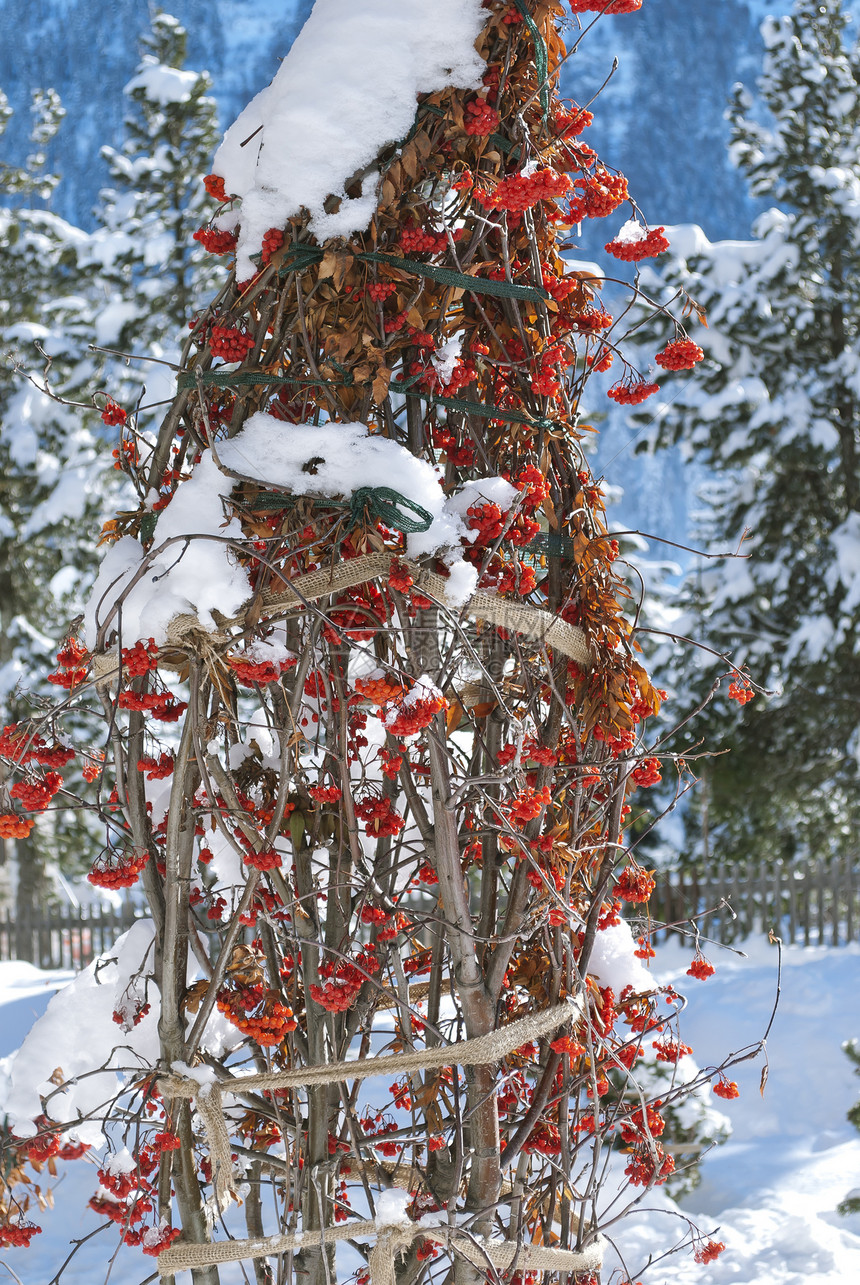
0 904 147 970
1 857 858 970
647 858 858 947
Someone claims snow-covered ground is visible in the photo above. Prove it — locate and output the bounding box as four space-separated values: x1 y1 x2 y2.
612 937 860 1285
1 938 858 1284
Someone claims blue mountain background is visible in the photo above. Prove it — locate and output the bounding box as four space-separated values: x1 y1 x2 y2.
2 0 835 239
2 0 854 547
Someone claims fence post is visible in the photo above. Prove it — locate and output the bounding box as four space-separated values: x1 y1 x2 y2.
768 859 779 940
843 853 853 945
815 856 825 944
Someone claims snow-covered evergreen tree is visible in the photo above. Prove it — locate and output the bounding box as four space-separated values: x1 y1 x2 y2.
639 0 860 867
87 10 222 376
0 91 110 917
0 11 222 917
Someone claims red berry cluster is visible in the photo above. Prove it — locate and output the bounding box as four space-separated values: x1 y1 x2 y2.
569 167 629 221
505 785 551 828
496 561 537 597
309 948 381 1012
431 423 475 467
355 672 405 706
569 0 642 12
384 687 447 737
25 1121 62 1162
550 1035 586 1057
101 399 127 426
58 1139 89 1160
193 226 238 255
261 227 285 264
10 771 63 813
513 464 551 509
530 343 564 395
467 503 505 548
366 281 398 302
111 437 139 472
227 653 296 686
587 345 614 372
713 1077 740 1100
728 679 754 704
631 756 661 787
112 998 151 1030
354 795 406 837
607 379 658 404
523 1121 562 1156
378 747 404 782
1 722 72 767
553 104 594 137
47 636 90 690
687 956 715 980
121 638 159 676
0 812 34 838
137 753 174 780
383 309 409 333
98 1162 150 1200
398 221 448 254
605 226 670 261
541 270 579 302
387 560 414 592
426 356 477 397
243 847 282 871
0 1221 42 1247
619 1101 665 1146
210 325 255 361
652 1039 693 1064
116 689 187 721
485 167 572 214
694 1240 726 1264
570 308 612 334
140 1224 182 1257
624 1144 675 1186
88 849 149 890
464 98 500 135
217 987 297 1045
203 172 227 201
308 784 342 803
614 865 655 904
655 339 704 370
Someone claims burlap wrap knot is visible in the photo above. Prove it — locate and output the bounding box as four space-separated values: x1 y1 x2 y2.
156 997 590 1275
160 551 591 667
156 1214 606 1279
90 552 590 684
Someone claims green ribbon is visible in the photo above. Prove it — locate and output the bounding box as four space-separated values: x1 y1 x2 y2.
140 512 158 544
513 0 550 124
523 531 577 559
177 369 353 391
279 243 328 274
359 250 549 303
348 486 433 534
176 369 559 436
232 485 432 535
389 381 554 431
275 243 549 304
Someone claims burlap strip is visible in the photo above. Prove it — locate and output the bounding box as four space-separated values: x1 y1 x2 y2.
157 1213 604 1278
158 998 581 1218
159 551 590 667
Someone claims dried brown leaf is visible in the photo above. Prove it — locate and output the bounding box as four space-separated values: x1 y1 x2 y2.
372 365 392 403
